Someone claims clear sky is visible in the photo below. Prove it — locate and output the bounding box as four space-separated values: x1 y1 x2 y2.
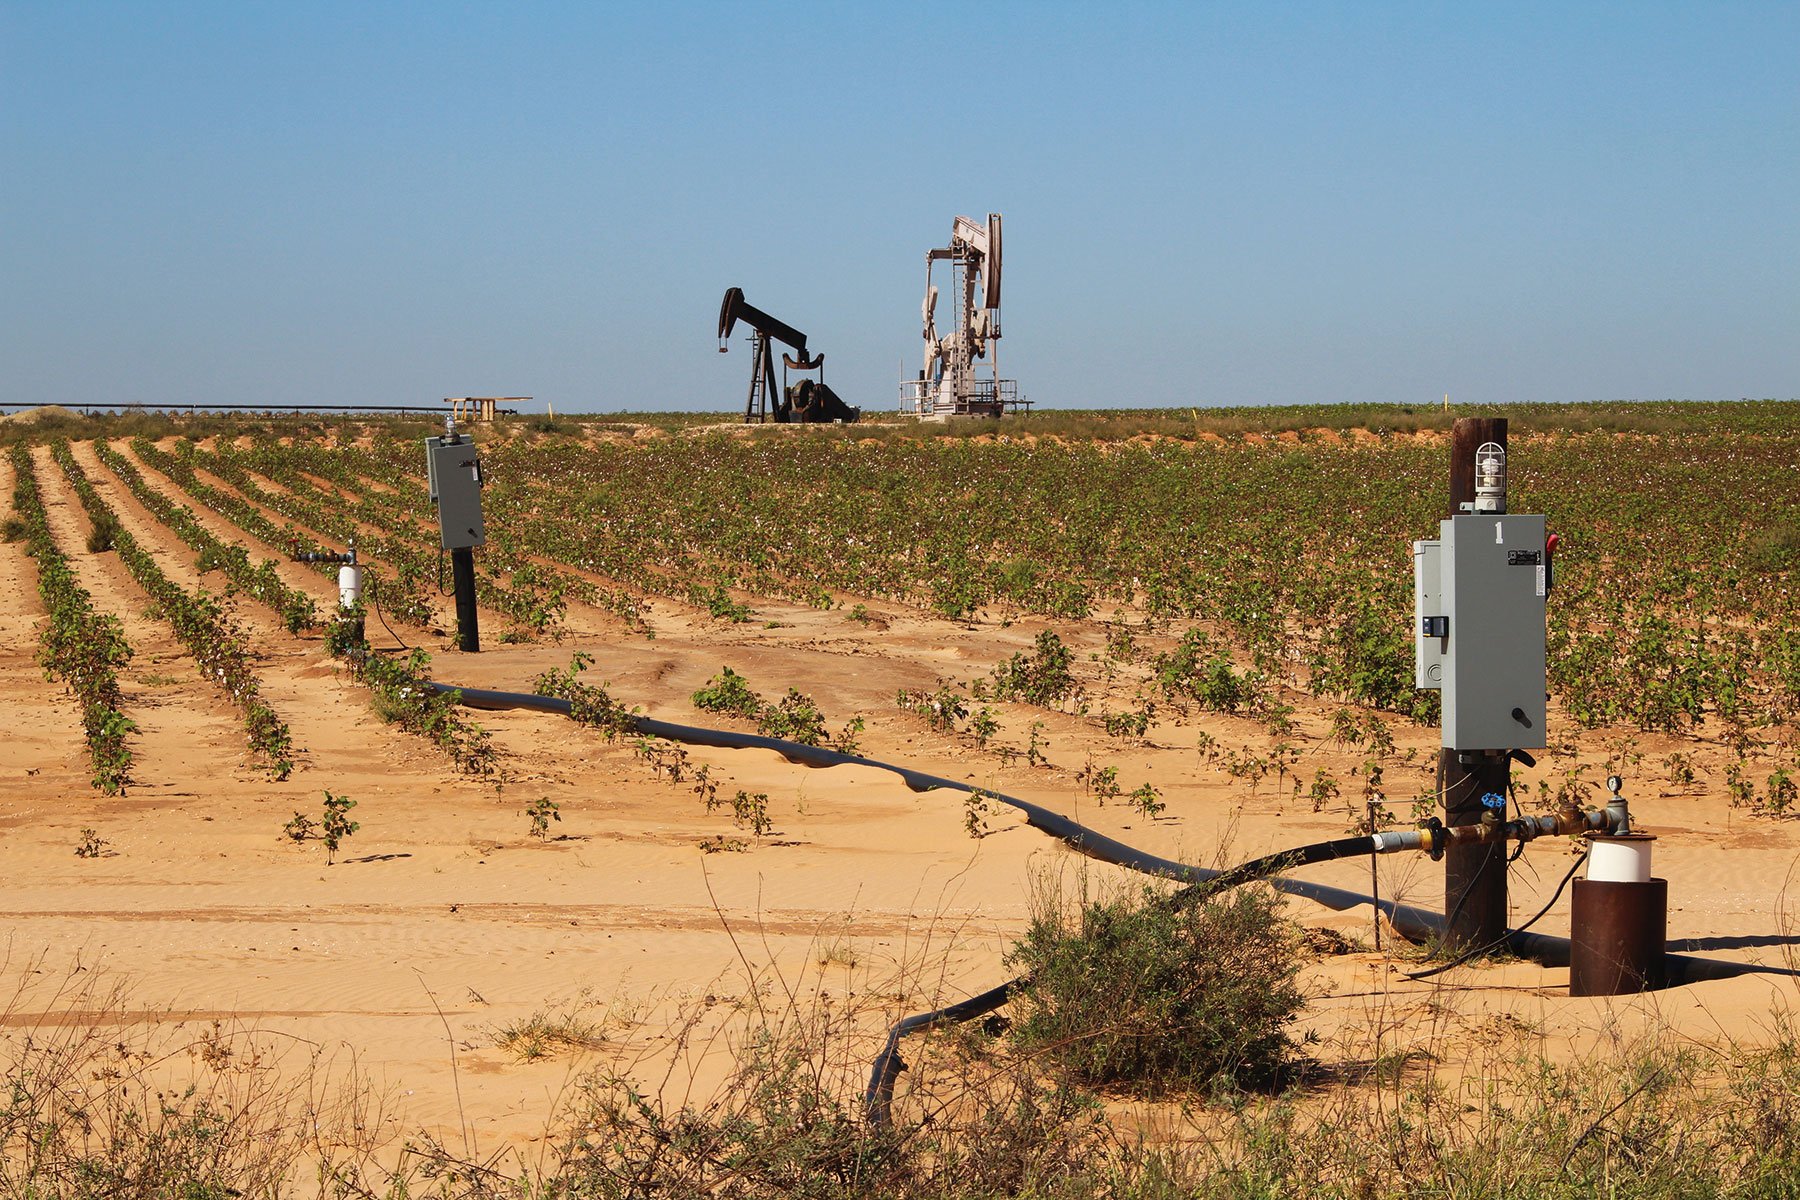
3 2 1795 413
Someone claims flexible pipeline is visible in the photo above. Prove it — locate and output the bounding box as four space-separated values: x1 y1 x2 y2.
431 681 1798 1118
861 832 1402 1127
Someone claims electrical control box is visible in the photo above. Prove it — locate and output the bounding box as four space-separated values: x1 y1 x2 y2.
424 436 486 550
1413 539 1446 690
1414 513 1547 752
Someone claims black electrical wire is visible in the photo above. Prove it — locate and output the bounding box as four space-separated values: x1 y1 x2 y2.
365 572 410 651
1405 849 1588 981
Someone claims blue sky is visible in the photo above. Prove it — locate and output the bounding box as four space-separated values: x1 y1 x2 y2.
3 2 1795 413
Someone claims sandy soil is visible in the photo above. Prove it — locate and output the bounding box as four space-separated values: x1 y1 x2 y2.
3 440 1799 1161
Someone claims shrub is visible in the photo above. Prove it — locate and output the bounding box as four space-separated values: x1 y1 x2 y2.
897 682 969 733
84 515 118 553
1006 877 1304 1094
690 580 751 622
759 688 829 746
1307 599 1427 718
284 791 359 864
992 630 1079 708
692 666 763 720
534 652 635 739
1155 628 1255 713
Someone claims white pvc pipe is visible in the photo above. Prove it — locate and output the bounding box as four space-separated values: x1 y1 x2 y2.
338 563 362 611
1588 834 1654 884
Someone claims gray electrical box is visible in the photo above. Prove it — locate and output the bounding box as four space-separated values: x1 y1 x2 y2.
1413 539 1446 689
424 436 486 550
1414 513 1547 751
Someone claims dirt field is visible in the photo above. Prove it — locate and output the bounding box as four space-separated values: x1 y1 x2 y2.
3 435 1798 1167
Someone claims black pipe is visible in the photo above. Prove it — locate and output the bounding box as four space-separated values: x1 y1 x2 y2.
430 683 1795 989
862 833 1396 1127
433 680 1799 1113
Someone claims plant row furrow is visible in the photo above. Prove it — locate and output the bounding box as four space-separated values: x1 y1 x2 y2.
233 426 1800 739
52 441 296 780
205 438 635 638
8 446 136 794
102 442 500 777
160 438 439 627
89 440 320 634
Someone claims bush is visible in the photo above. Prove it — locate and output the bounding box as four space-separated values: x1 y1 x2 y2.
692 666 763 719
84 515 118 553
1308 599 1435 722
534 652 635 739
691 668 858 751
1155 628 1256 714
1006 877 1304 1095
897 681 969 733
992 630 1079 708
759 688 829 746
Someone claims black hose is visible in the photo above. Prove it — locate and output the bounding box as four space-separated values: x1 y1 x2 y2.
864 977 1019 1128
436 683 1800 986
432 681 1800 1092
1406 850 1589 981
861 832 1388 1127
365 570 410 651
436 683 1240 883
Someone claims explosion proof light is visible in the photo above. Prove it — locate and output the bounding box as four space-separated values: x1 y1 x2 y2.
1473 441 1507 513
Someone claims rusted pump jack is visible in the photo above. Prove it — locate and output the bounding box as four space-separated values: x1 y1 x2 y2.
717 287 859 424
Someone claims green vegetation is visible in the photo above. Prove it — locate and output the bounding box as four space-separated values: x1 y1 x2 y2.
99 439 319 633
1007 878 1304 1094
9 446 136 793
29 405 1795 762
352 647 496 777
53 442 296 779
13 961 1800 1196
525 796 561 839
992 630 1080 708
7 406 1800 1193
283 790 359 864
691 664 764 719
491 997 606 1061
534 652 636 738
693 666 863 751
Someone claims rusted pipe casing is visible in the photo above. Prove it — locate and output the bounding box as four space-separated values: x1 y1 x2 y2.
1570 834 1665 996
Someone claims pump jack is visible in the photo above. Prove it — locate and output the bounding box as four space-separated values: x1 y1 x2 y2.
716 287 860 424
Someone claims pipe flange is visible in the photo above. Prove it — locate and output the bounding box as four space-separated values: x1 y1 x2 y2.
1421 817 1445 861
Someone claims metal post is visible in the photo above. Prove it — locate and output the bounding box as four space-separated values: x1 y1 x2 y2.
451 546 479 653
1441 416 1508 951
1367 797 1383 952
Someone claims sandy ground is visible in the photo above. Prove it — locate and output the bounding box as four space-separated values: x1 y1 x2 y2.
3 439 1799 1162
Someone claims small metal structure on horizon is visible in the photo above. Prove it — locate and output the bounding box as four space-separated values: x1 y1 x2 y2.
444 397 529 424
901 213 1028 419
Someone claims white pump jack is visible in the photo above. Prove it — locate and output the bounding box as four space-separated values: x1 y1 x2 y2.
904 213 1022 418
